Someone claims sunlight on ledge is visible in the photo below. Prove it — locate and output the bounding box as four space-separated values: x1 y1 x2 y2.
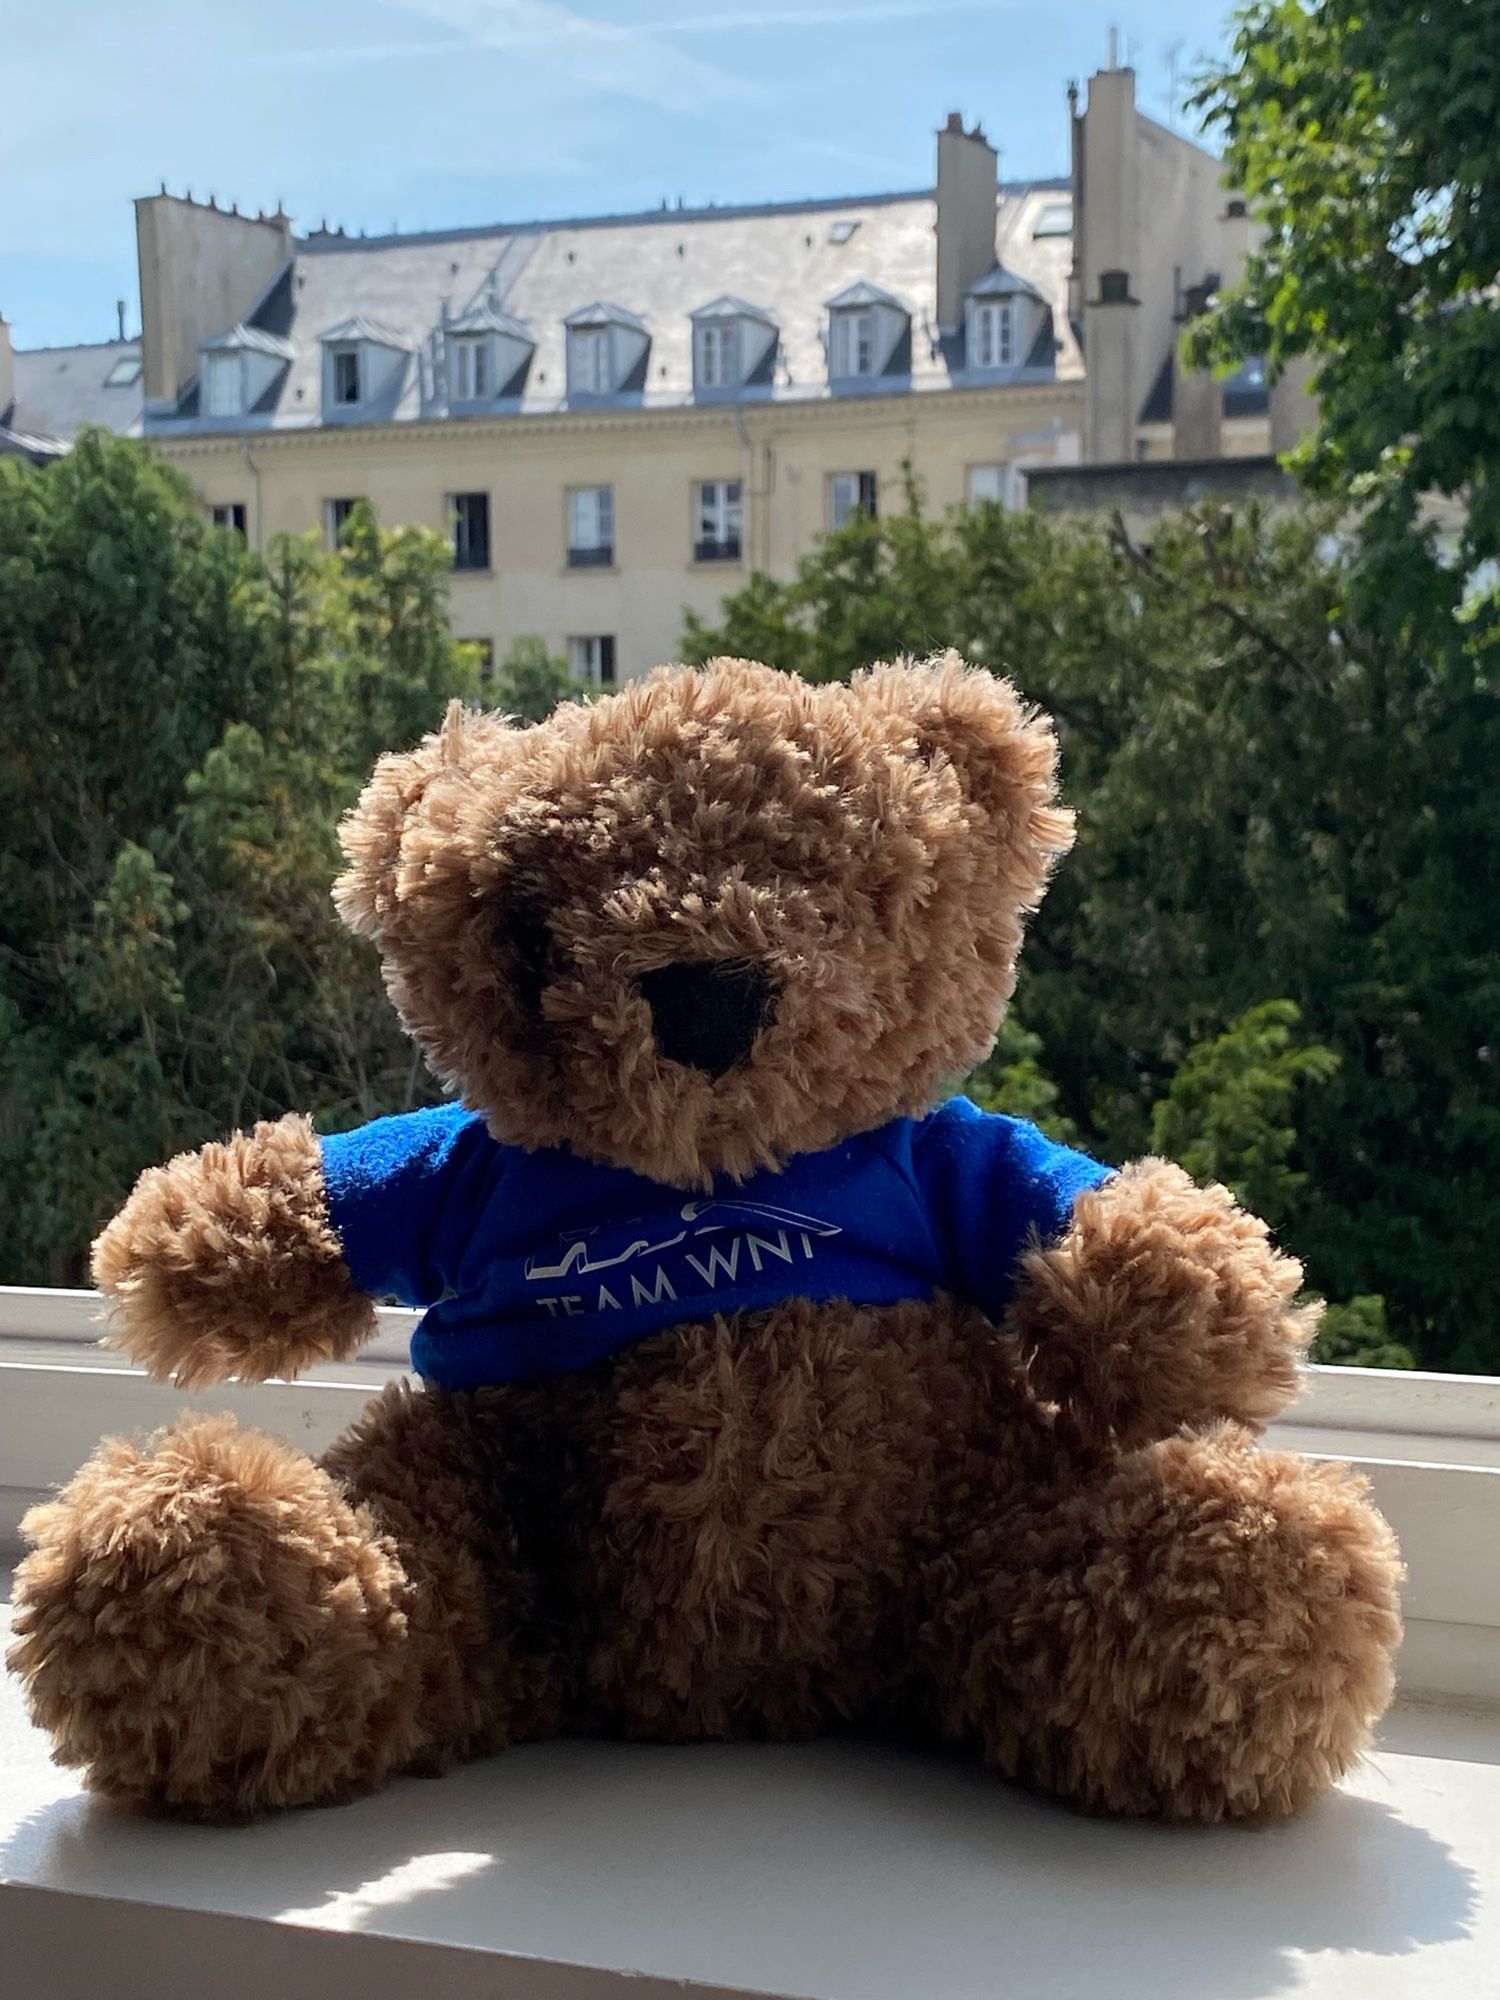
278 1849 499 1929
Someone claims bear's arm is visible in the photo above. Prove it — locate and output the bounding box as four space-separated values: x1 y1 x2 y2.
1006 1159 1316 1452
92 1114 375 1389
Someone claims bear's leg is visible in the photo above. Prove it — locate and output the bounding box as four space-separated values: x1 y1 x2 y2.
9 1384 579 1818
920 1423 1402 1821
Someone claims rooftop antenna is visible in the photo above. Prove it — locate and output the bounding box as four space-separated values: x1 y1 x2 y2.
1107 23 1119 68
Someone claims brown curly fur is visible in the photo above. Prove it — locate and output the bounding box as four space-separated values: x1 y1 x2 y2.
1008 1159 1316 1453
92 1113 373 1386
331 654 1073 1188
11 1302 1400 1821
11 655 1403 1824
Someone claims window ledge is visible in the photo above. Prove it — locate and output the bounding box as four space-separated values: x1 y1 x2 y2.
2 1288 1498 1997
2 1288 1498 1706
2 1603 1497 2000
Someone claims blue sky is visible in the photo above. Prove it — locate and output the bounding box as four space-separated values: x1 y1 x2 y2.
3 0 1232 350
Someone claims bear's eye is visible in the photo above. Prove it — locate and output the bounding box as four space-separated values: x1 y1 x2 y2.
504 897 555 1024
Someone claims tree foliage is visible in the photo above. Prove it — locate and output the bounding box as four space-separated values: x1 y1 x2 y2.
1190 0 1500 606
489 635 576 723
0 436 475 1282
686 494 1500 1372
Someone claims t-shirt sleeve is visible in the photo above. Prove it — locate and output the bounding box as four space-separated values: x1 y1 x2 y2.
910 1095 1115 1323
319 1103 483 1308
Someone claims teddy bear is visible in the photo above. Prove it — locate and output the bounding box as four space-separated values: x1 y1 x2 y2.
9 655 1402 1823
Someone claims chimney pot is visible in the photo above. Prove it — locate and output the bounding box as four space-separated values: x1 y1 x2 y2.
945 111 964 133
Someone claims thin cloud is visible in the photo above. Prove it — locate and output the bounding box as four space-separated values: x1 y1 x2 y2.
256 0 753 111
256 0 1007 75
657 2 1009 29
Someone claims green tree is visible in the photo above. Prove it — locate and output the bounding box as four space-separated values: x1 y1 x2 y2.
1190 0 1500 594
686 497 1500 1372
1148 1001 1338 1230
964 1014 1078 1145
0 433 475 1282
1309 1294 1418 1372
490 635 576 723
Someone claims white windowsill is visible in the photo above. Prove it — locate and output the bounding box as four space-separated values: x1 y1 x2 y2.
3 1288 1498 1999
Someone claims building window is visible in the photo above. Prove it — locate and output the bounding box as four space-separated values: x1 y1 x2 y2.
202 352 243 418
568 635 616 688
451 336 490 402
568 485 614 567
463 638 496 681
1032 200 1073 239
570 327 612 396
829 311 874 378
696 322 740 389
330 345 362 405
208 501 248 538
828 471 878 531
695 480 742 562
325 497 361 547
966 464 1008 508
971 302 1014 370
105 353 142 387
450 492 491 571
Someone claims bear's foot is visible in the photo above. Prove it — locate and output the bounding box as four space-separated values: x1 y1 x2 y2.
926 1424 1403 1821
9 1414 425 1818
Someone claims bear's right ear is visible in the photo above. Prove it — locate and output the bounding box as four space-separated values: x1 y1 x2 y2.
333 702 522 940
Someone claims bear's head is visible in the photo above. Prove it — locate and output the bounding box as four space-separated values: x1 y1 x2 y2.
335 654 1072 1188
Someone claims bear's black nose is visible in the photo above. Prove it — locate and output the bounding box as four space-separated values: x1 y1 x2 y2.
639 960 774 1078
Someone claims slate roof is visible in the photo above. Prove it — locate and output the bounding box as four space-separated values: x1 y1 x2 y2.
968 263 1047 304
1138 349 1272 427
825 279 908 313
150 180 1077 432
200 323 295 359
446 304 533 340
690 295 777 325
563 301 649 332
1139 350 1174 425
0 419 68 464
317 314 411 349
11 338 144 444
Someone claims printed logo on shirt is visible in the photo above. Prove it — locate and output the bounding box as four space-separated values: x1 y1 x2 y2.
525 1200 842 1319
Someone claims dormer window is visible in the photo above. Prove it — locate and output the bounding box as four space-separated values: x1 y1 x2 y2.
197 323 295 425
971 301 1014 370
698 322 738 388
572 327 611 394
331 346 361 405
564 304 648 403
825 283 909 387
451 335 489 402
831 311 873 378
442 306 534 410
964 267 1048 376
203 352 244 418
689 297 777 399
318 317 410 420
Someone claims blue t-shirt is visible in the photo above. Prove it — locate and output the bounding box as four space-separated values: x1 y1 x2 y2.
320 1097 1113 1390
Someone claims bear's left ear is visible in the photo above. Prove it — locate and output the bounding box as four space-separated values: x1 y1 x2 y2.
847 651 1076 892
333 701 524 940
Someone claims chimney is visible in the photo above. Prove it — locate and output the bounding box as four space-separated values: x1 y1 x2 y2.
0 314 14 419
1076 64 1140 461
1171 277 1223 460
135 191 293 409
1218 193 1255 290
116 298 127 342
936 112 998 331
